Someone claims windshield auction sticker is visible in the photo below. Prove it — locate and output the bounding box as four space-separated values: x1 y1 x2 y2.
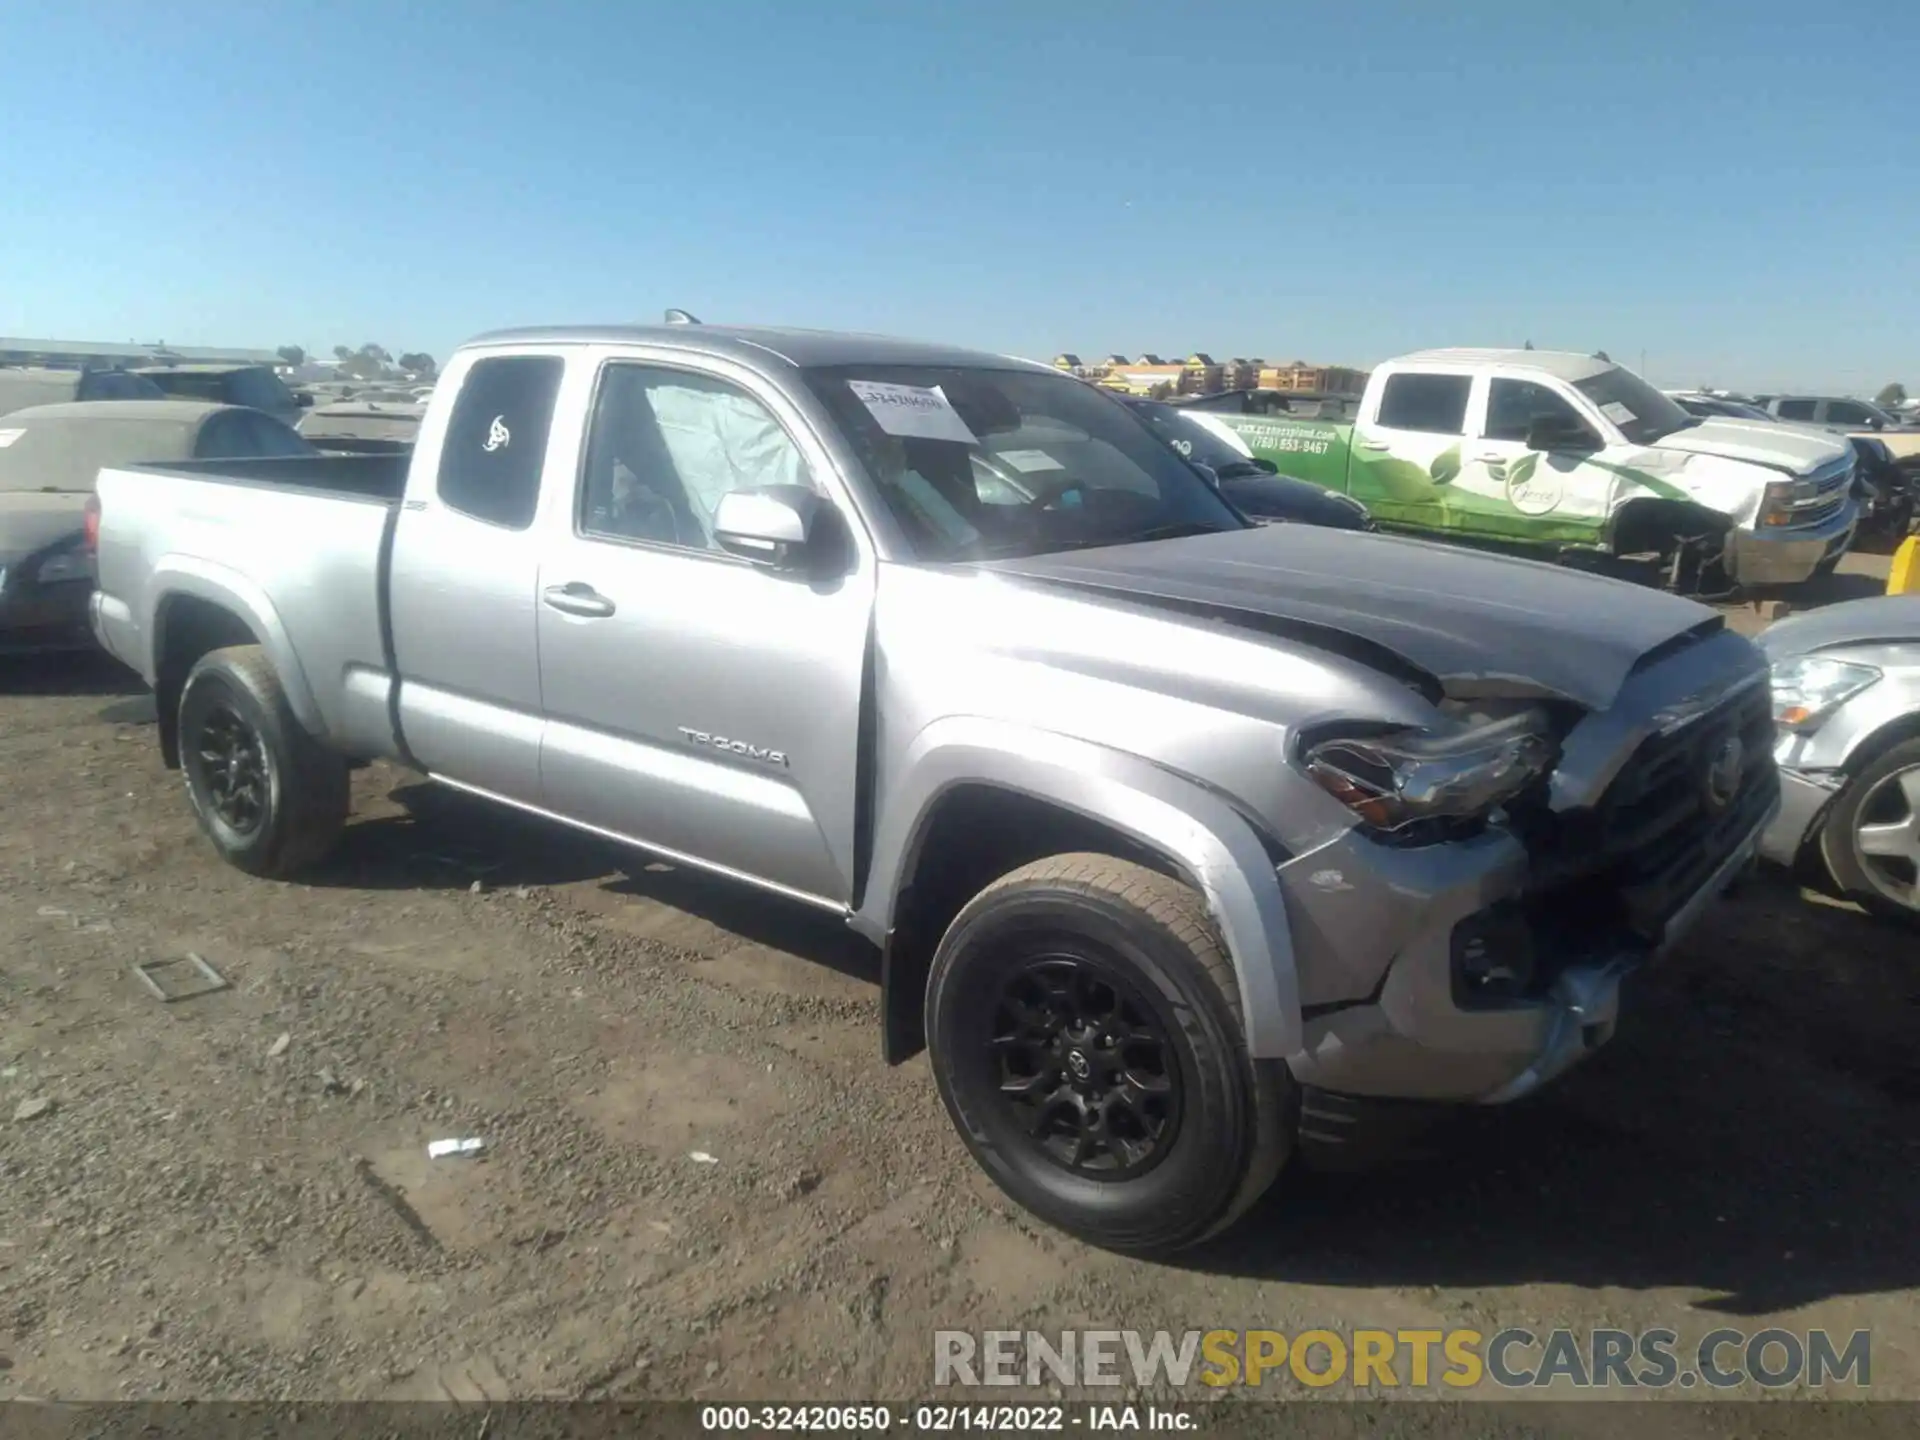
996 448 1065 473
849 380 978 445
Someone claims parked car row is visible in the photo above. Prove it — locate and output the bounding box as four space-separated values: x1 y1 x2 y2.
0 400 317 654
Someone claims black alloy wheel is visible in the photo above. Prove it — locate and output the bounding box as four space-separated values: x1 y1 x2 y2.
176 645 350 878
925 853 1293 1254
189 702 271 838
989 950 1181 1178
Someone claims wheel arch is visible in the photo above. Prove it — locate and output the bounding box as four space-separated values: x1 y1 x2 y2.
148 563 321 769
861 720 1300 1066
1606 495 1733 556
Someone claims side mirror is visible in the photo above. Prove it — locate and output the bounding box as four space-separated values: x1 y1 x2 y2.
1525 415 1594 452
1252 457 1278 475
296 393 314 407
713 485 825 571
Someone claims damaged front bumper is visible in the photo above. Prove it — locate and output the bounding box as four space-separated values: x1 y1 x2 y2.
1284 804 1770 1105
1282 652 1779 1107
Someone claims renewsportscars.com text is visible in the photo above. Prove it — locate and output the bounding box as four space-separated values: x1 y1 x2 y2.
934 1327 1871 1391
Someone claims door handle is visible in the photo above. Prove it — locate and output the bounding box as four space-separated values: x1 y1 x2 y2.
542 583 616 618
1356 440 1390 452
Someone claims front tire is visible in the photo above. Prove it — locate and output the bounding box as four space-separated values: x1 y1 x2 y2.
1820 737 1920 926
925 853 1293 1254
177 645 349 878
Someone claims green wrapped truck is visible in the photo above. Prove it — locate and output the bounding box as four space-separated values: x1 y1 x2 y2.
1193 348 1860 588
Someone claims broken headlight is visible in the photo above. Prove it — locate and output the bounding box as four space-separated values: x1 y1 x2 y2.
1302 709 1554 837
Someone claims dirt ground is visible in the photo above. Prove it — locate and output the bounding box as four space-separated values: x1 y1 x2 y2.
1 558 1915 1408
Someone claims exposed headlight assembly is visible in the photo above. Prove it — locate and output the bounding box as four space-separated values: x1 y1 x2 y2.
1302 709 1554 837
1770 656 1880 731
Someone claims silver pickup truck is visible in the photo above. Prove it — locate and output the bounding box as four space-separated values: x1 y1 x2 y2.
91 322 1779 1254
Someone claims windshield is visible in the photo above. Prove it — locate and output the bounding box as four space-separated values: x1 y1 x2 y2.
1126 400 1261 475
802 365 1246 561
1572 367 1692 446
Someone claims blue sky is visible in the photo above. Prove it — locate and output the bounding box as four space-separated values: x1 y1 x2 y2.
0 1 1911 391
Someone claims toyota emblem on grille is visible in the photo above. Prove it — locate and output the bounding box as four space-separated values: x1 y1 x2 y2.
1704 734 1745 813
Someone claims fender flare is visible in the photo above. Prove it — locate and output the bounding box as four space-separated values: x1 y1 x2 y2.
148 556 328 739
860 717 1302 1059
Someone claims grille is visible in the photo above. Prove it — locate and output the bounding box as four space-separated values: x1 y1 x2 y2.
1785 494 1847 529
1523 679 1777 954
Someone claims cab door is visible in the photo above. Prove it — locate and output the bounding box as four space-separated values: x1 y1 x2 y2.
1461 374 1618 546
1348 369 1473 533
532 355 874 908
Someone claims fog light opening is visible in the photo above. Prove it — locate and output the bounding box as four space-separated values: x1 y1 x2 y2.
1450 907 1539 1008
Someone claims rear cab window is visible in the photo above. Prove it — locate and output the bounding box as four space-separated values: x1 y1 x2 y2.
1373 372 1471 434
435 355 565 530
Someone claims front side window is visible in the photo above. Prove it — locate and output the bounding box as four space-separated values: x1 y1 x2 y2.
803 365 1245 562
79 371 165 401
227 367 298 413
1484 379 1597 445
436 355 564 529
1825 400 1887 427
1375 373 1471 434
579 364 813 552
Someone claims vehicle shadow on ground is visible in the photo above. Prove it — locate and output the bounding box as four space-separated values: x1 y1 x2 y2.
0 651 147 700
313 779 623 891
597 861 881 986
1750 570 1887 608
1182 875 1918 1316
314 778 881 985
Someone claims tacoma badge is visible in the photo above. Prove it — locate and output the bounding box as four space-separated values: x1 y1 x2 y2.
678 727 789 767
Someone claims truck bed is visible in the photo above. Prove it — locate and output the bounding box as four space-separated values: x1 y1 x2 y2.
129 452 410 502
93 455 409 757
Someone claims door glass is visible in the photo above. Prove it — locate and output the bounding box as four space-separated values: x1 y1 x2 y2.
1776 399 1817 420
1484 379 1596 444
227 367 299 412
1375 373 1470 434
1825 401 1872 426
579 364 813 552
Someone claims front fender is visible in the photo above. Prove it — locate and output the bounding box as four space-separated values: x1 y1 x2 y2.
862 716 1301 1058
149 556 327 739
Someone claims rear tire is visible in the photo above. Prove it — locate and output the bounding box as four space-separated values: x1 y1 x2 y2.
1819 737 1920 927
177 645 349 878
925 853 1293 1254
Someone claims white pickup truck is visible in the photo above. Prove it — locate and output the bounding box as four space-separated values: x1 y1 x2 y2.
1204 348 1861 590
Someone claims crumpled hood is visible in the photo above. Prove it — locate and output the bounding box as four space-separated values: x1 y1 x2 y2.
1758 594 1920 659
979 526 1725 711
0 491 88 566
1645 418 1850 474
